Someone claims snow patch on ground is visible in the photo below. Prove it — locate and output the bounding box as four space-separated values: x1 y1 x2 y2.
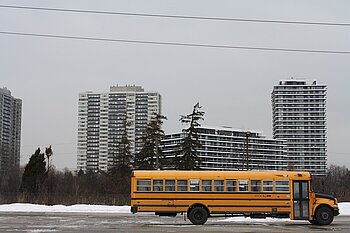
27 230 57 233
0 202 348 216
0 203 130 213
339 202 350 215
218 217 296 223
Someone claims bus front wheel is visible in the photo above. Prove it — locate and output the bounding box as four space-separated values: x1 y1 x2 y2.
188 206 208 225
314 206 334 225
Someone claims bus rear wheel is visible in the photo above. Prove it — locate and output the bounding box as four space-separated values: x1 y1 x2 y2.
314 206 334 225
188 206 208 225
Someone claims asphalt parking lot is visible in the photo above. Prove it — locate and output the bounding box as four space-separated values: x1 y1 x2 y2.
0 212 349 233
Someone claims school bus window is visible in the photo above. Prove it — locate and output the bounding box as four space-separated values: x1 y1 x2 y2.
165 180 175 191
238 180 248 192
214 180 224 192
263 180 274 192
293 182 300 198
177 180 188 192
275 180 290 192
136 179 151 191
301 182 308 198
190 179 200 192
226 180 236 192
202 180 212 192
251 180 261 192
153 179 164 192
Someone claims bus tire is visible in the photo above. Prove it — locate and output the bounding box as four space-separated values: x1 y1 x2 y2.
188 206 208 225
314 206 334 225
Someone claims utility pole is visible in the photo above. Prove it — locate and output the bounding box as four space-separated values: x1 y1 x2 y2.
45 145 53 205
245 132 250 171
155 137 159 170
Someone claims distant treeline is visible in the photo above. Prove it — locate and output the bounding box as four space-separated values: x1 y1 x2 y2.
312 165 350 201
0 167 129 205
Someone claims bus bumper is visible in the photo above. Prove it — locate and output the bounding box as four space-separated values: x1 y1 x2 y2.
131 206 138 214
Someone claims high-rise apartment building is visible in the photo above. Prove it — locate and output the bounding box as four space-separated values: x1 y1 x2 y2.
162 126 287 170
272 79 327 175
0 87 22 171
77 85 161 172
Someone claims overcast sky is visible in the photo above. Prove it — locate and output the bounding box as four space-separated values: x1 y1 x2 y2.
1 0 349 170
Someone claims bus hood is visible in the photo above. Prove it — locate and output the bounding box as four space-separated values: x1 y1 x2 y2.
315 193 336 201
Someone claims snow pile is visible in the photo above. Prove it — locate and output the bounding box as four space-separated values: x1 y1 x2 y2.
0 202 348 216
0 203 130 213
339 202 350 215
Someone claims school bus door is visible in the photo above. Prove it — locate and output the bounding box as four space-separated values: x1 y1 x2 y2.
292 181 309 220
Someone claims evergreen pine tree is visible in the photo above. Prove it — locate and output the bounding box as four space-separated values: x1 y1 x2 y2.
108 120 133 194
134 141 156 170
77 168 84 177
134 113 167 170
175 102 204 170
115 121 133 169
20 148 47 194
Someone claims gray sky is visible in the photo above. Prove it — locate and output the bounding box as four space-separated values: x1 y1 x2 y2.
1 0 349 170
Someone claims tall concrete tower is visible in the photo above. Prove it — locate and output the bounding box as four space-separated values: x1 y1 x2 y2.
77 85 161 172
272 79 327 175
0 87 22 172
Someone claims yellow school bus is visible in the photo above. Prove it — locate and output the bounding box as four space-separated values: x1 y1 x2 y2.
130 170 339 225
